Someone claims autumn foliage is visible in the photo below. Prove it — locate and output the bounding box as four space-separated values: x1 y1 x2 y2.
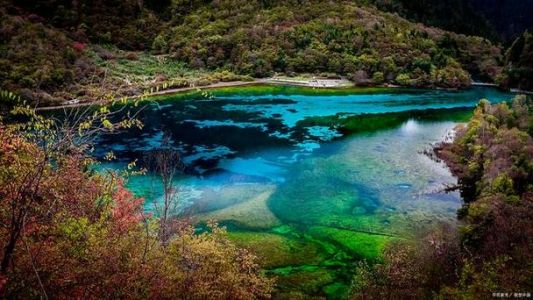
0 125 273 298
353 96 533 298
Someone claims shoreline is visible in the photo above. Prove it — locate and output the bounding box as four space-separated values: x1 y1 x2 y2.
36 80 261 111
35 78 516 111
36 77 358 111
471 82 498 87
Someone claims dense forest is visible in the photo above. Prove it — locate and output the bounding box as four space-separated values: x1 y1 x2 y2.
1 0 532 106
501 30 533 92
372 0 533 43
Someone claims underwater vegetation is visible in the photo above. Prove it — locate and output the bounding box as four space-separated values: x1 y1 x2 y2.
85 85 517 297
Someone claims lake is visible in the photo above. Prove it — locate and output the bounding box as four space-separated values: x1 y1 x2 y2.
92 85 515 298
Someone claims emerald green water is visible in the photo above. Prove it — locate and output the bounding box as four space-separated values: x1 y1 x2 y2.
92 85 515 298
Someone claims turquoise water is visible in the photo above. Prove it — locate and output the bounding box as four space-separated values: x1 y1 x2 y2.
92 85 515 298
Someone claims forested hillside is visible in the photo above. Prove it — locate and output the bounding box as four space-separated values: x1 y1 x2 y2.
0 0 508 106
500 30 533 92
468 0 533 43
371 0 498 41
1 0 532 104
372 0 533 43
158 1 498 82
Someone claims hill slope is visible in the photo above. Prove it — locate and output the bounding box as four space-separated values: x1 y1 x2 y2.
500 30 533 91
0 0 510 105
372 0 533 43
161 1 501 83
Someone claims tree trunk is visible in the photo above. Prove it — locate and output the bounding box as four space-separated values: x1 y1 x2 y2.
1 225 22 274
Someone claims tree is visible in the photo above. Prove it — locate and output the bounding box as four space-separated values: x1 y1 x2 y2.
143 134 184 243
354 96 533 298
395 73 412 86
0 99 273 298
0 91 143 281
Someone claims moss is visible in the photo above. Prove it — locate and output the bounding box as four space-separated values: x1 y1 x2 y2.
267 157 395 237
271 225 294 235
227 232 326 268
323 282 351 300
307 226 395 260
271 267 336 296
297 107 473 136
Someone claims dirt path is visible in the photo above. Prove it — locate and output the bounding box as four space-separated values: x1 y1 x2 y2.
36 77 359 111
36 80 262 111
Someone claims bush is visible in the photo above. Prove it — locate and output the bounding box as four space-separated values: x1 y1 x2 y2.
395 73 412 86
152 34 168 53
0 124 274 298
0 8 100 103
372 71 385 84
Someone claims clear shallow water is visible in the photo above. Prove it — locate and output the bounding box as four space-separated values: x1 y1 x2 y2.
92 85 514 298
